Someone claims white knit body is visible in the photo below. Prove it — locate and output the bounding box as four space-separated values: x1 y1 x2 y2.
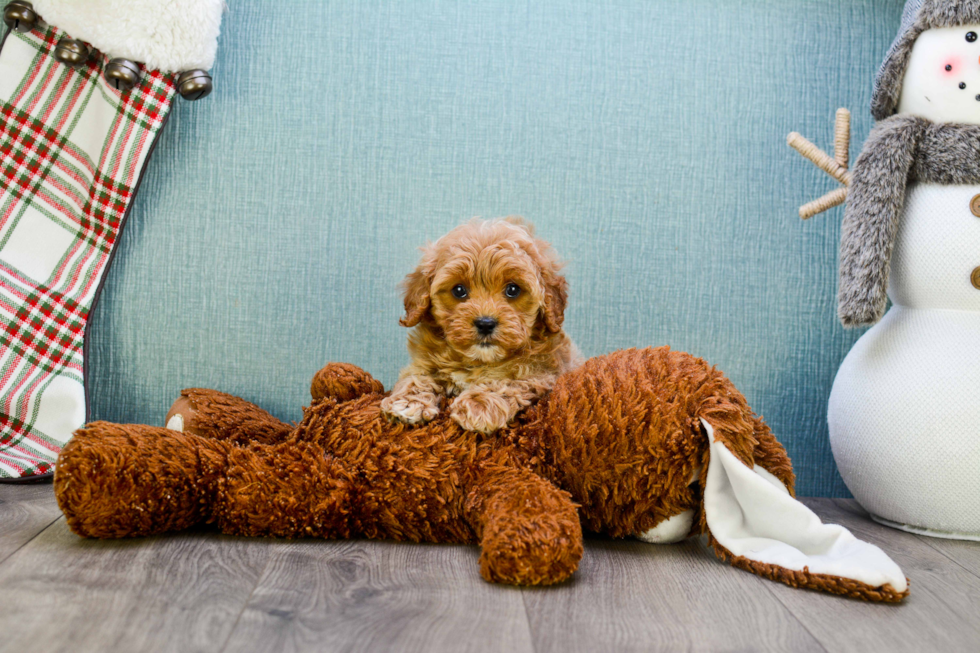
829 183 980 539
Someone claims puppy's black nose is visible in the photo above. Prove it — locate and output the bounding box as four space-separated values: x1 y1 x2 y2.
474 317 498 336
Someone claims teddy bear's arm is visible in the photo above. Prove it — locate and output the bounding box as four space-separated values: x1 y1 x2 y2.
311 363 386 402
166 389 294 445
465 464 583 586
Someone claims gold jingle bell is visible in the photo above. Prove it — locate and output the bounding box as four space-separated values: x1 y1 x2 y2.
3 0 37 33
176 69 213 101
104 58 141 92
53 38 92 68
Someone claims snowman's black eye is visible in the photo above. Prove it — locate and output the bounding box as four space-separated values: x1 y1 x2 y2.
451 284 469 300
975 94 980 101
968 31 978 42
947 64 953 71
961 82 968 89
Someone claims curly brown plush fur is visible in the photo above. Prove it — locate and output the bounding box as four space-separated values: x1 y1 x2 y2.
54 348 903 599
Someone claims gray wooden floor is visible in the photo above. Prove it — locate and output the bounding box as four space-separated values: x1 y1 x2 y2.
1 485 978 653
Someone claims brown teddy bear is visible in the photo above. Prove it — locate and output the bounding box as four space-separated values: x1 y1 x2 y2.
53 347 908 602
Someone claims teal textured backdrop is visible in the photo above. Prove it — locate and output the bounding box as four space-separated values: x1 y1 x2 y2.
87 0 905 497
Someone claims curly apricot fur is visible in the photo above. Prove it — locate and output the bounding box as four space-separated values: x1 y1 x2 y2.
382 218 582 433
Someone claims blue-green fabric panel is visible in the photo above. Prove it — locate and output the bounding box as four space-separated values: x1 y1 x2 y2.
87 0 905 497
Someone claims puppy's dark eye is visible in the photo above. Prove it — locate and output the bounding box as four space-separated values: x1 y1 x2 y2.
451 284 469 300
504 283 522 299
968 31 978 43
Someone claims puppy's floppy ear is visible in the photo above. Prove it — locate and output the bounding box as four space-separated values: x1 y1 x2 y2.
523 232 568 333
539 268 568 333
399 246 436 328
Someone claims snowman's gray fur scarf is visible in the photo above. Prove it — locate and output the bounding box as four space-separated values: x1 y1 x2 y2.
873 0 980 121
840 116 980 326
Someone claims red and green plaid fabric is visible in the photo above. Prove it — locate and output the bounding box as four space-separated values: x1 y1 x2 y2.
0 21 176 478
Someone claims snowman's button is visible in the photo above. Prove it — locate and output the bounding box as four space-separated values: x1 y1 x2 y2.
971 195 980 218
972 267 980 290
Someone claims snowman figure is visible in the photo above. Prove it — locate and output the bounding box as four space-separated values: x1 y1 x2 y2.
791 0 980 540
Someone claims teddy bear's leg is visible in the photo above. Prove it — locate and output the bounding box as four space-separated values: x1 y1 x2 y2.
55 422 233 538
310 363 385 403
465 465 583 586
212 441 355 539
165 389 295 445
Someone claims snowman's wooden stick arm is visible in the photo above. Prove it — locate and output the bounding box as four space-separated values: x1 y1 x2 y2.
800 187 848 221
834 108 850 168
788 109 852 220
787 133 852 187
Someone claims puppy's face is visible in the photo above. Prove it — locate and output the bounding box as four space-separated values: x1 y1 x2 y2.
400 218 567 363
430 254 540 363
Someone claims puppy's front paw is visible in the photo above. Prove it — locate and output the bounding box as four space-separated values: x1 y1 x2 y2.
381 393 441 425
450 393 512 434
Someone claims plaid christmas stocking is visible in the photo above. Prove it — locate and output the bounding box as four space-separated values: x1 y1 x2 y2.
0 0 220 480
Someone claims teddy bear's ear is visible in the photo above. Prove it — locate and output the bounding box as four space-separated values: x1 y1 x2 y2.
699 419 909 602
399 247 436 328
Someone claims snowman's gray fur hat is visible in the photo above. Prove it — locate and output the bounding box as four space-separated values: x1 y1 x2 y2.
872 0 980 120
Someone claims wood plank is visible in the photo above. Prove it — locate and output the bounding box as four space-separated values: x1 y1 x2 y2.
0 495 975 652
755 498 980 653
521 535 826 653
832 498 980 579
913 535 980 581
0 519 271 653
0 482 62 564
222 540 535 653
831 498 980 580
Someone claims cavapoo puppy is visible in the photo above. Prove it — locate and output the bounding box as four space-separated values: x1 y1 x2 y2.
381 217 582 434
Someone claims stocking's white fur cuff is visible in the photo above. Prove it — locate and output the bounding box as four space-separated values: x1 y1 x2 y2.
31 0 225 72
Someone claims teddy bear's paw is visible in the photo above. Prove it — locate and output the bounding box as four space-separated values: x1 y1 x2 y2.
636 509 696 544
450 393 512 434
381 393 441 425
311 363 385 402
165 396 198 433
479 521 582 586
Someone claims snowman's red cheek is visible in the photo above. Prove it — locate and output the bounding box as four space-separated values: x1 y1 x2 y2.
944 57 963 75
